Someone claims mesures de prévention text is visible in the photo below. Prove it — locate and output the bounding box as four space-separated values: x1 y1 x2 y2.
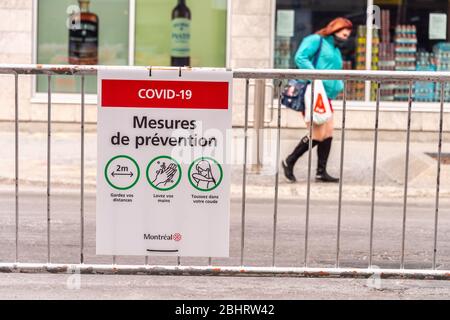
110 116 218 149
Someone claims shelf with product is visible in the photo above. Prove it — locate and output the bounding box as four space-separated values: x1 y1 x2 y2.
272 0 450 111
433 43 450 102
372 1 450 105
339 19 450 105
394 24 417 101
374 19 450 103
342 25 379 101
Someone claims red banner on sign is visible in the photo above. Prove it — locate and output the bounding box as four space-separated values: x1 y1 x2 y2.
101 79 229 109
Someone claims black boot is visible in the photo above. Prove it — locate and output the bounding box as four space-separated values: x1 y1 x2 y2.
316 137 339 183
282 135 319 182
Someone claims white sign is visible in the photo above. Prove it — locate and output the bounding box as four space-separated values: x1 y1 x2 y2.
429 13 447 40
277 10 295 37
96 68 232 257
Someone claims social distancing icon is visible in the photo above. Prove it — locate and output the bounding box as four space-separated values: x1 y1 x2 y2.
104 155 140 190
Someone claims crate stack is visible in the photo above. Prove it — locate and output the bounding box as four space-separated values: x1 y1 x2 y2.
415 52 436 102
338 60 354 100
433 42 450 102
352 25 367 101
378 10 395 101
370 28 380 100
394 25 417 101
353 25 380 100
378 43 395 100
352 25 380 100
380 10 391 43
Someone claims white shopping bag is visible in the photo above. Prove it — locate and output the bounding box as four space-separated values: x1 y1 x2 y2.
304 80 332 125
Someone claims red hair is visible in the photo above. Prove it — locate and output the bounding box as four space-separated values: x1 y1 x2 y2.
316 17 353 36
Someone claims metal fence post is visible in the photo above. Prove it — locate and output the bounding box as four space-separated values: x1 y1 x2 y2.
432 81 445 270
80 75 85 264
47 75 52 264
252 79 265 173
369 81 381 268
14 73 19 263
241 78 250 266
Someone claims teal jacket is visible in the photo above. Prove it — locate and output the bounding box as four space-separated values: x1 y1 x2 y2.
294 34 344 99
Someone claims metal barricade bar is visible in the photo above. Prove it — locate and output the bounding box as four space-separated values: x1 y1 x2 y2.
0 263 449 280
1 64 450 81
1 64 449 279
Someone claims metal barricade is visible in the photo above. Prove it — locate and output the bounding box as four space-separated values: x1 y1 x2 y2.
0 64 449 279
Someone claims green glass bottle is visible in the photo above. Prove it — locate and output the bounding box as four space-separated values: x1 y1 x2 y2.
171 0 191 67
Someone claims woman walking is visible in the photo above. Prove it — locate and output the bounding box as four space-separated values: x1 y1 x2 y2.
282 17 353 183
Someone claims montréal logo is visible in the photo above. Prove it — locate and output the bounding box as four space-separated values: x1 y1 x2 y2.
143 233 182 242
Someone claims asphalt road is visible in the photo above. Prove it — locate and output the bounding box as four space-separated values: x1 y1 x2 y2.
0 191 449 299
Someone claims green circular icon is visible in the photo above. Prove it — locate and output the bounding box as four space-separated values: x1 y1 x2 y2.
104 155 140 190
146 156 182 191
188 157 223 192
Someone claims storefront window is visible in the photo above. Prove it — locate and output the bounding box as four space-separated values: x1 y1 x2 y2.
375 0 450 102
275 0 450 103
134 0 227 68
274 0 366 102
274 0 366 70
35 0 227 96
36 0 130 94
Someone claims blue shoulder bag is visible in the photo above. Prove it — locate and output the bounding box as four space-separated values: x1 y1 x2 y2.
281 37 323 112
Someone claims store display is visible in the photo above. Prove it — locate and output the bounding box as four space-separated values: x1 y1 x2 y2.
415 52 436 102
378 10 395 101
370 28 380 100
340 60 354 100
380 10 390 44
274 4 450 104
68 0 98 65
433 42 450 102
378 43 395 100
348 25 370 101
351 25 379 101
394 25 417 101
171 0 191 67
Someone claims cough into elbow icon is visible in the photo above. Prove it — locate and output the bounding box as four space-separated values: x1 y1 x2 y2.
192 160 216 189
188 157 223 192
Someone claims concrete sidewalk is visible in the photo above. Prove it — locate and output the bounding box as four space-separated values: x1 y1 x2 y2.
0 127 448 203
1 273 450 299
